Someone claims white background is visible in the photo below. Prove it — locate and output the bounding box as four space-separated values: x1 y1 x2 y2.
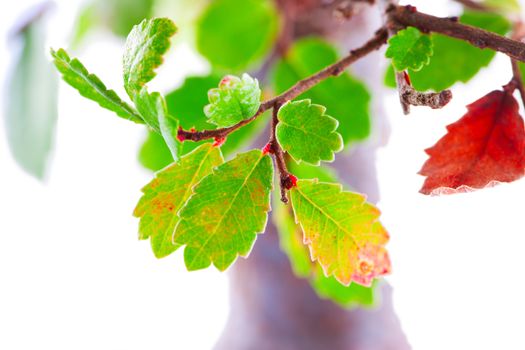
1 1 524 349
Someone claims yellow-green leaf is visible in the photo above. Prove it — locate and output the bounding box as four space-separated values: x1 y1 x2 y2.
173 150 273 271
290 179 391 286
134 143 224 258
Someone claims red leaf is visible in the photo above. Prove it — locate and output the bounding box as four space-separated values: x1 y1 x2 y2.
419 89 525 195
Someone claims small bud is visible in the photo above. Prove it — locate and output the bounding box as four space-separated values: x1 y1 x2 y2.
177 128 186 142
262 143 273 155
282 174 298 190
403 71 412 86
406 5 417 13
213 136 226 147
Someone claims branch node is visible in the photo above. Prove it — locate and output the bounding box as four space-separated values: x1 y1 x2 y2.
262 142 274 155
212 136 226 147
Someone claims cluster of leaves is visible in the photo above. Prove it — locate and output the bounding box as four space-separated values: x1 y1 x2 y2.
385 6 525 194
18 0 525 310
51 8 388 307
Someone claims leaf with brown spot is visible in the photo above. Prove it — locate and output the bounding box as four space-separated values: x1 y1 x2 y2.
289 179 390 287
173 149 273 271
134 143 223 258
420 89 525 195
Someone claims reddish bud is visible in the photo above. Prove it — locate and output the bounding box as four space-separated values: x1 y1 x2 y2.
282 174 298 190
213 136 226 147
262 143 274 155
403 71 412 86
219 76 233 87
289 174 298 187
406 5 417 13
190 127 196 133
177 128 186 142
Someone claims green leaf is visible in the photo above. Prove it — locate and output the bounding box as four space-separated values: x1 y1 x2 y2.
385 11 511 91
483 0 521 14
166 75 266 156
385 27 433 72
71 0 155 46
274 201 314 278
272 37 371 144
311 268 376 307
104 0 155 37
196 0 278 71
288 161 338 183
52 48 143 124
290 179 390 286
134 143 224 258
274 187 377 308
173 150 273 271
123 17 177 97
7 12 57 178
166 75 218 155
276 99 343 165
204 74 261 128
134 88 180 160
70 3 98 48
138 130 174 172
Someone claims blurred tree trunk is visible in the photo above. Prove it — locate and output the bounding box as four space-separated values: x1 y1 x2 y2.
215 2 411 349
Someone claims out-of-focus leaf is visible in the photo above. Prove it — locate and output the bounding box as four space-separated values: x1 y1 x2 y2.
311 267 376 307
104 0 155 37
483 0 521 14
173 150 273 271
123 17 177 97
52 48 143 123
134 143 224 258
276 99 343 165
385 27 433 72
70 0 155 46
196 0 279 71
288 161 338 183
6 8 57 178
385 11 511 90
138 130 173 172
204 74 261 128
272 37 371 144
70 3 97 48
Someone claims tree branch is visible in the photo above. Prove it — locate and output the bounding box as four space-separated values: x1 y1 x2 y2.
388 5 525 63
396 71 452 115
266 102 294 203
177 27 388 143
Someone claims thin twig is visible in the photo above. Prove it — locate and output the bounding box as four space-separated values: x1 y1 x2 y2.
396 71 452 114
268 102 293 203
178 27 389 142
388 5 525 62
